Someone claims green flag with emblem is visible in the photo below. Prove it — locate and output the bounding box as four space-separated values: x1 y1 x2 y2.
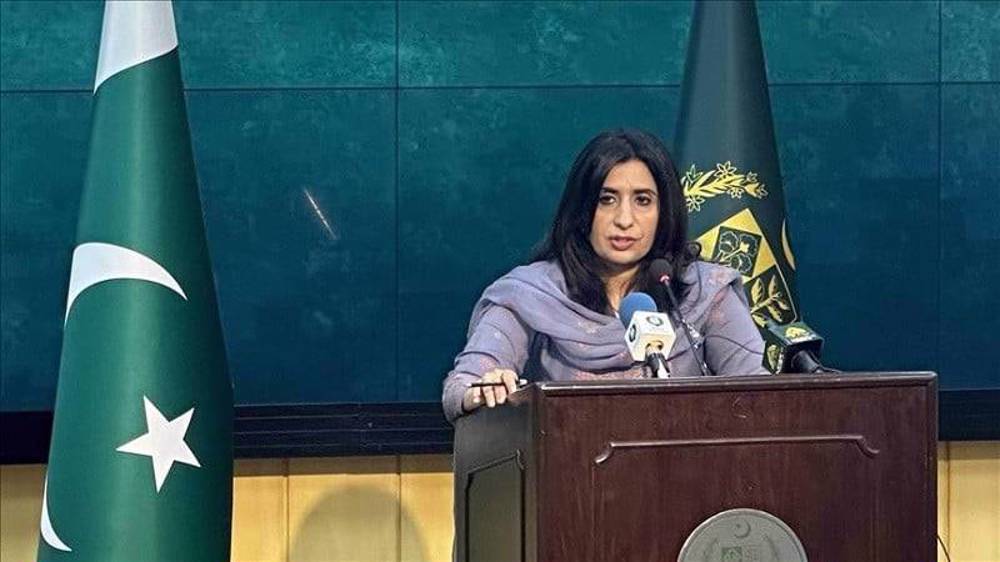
674 0 802 351
38 2 232 560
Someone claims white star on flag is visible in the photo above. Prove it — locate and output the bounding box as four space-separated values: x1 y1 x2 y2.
117 396 201 492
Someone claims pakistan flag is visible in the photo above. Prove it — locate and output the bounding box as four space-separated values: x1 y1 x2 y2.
38 2 232 561
674 0 800 331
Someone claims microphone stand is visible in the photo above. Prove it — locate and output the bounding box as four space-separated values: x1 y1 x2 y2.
657 274 711 378
646 349 670 379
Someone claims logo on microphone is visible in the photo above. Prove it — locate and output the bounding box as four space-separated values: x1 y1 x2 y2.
783 325 811 341
646 315 665 327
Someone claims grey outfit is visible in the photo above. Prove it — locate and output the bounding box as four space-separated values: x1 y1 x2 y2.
442 260 767 422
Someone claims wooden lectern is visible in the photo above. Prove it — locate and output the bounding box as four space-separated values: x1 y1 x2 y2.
453 373 936 562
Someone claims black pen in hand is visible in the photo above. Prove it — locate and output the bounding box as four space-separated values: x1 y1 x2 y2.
469 378 528 389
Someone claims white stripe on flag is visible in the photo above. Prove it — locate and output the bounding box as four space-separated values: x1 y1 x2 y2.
94 0 179 94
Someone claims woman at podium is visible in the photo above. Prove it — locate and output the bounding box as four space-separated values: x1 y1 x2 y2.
442 129 765 422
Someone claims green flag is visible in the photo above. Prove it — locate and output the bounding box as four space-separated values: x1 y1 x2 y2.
674 0 801 345
38 2 232 560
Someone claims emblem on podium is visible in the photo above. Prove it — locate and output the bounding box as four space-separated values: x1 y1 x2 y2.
678 508 807 562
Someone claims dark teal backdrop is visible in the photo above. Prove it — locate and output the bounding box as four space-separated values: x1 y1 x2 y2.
2 1 999 412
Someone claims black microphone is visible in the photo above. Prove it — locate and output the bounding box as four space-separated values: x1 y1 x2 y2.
761 320 827 374
649 259 711 378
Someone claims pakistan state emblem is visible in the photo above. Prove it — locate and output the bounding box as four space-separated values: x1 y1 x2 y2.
696 208 798 327
711 227 761 276
677 508 807 562
748 271 793 327
682 161 769 213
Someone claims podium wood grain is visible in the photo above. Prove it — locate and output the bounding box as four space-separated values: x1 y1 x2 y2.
454 373 937 562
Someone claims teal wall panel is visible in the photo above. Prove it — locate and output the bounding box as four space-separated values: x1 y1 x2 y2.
175 1 397 88
942 1 1000 82
397 86 678 399
759 0 940 83
0 1 102 91
0 1 397 92
399 1 692 86
940 84 1000 387
1 1 998 410
0 92 91 409
772 85 940 373
187 89 398 404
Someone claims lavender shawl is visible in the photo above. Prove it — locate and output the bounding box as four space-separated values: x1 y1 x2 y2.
442 260 766 422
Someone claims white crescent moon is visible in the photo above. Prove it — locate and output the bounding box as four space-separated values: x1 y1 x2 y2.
65 242 187 324
40 477 72 552
733 519 752 539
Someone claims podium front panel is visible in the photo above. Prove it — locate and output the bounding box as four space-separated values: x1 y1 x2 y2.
537 376 935 562
454 373 936 562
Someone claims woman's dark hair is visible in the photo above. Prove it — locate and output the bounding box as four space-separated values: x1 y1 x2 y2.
532 128 700 314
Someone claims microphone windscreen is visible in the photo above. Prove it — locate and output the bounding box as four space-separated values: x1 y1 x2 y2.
618 292 657 328
649 258 672 284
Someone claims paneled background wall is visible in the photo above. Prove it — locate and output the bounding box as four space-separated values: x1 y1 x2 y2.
2 0 999 411
1 444 998 561
2 2 998 560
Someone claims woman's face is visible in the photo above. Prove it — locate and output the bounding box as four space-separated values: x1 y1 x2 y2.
588 159 659 273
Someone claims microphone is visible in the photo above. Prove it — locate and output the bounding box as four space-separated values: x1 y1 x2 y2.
618 292 675 379
761 320 826 374
649 259 711 377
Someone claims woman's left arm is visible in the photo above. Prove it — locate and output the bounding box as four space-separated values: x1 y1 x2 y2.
702 285 769 375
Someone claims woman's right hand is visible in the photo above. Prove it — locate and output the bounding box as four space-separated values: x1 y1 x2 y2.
462 369 520 413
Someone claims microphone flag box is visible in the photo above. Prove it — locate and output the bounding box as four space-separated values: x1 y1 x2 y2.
625 311 677 362
763 321 824 373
